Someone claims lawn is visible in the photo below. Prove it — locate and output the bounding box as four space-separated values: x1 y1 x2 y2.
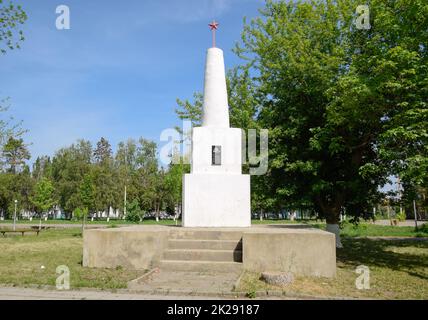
1 221 427 297
2 219 427 238
0 218 179 225
0 228 144 290
254 219 427 237
236 237 428 299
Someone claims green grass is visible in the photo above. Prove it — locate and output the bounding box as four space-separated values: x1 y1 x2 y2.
0 228 144 289
3 218 427 238
0 221 426 297
236 237 428 299
2 219 426 237
254 219 427 237
0 218 179 225
340 223 427 238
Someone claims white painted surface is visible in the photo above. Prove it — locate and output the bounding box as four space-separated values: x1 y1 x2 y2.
182 174 251 227
183 46 251 227
191 127 242 174
201 48 230 128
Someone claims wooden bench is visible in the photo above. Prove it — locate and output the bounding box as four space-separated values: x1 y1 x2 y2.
0 228 41 236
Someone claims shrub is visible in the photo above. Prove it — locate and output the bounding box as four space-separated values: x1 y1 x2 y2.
125 199 145 223
417 223 428 234
396 211 406 222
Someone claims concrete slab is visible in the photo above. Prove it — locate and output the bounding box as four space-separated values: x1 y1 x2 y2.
128 269 240 294
83 224 336 278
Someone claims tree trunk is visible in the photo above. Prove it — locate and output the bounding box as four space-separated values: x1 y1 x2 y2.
326 223 343 248
316 195 344 248
155 202 160 222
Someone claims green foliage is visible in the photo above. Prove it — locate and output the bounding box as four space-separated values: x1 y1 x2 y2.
175 92 203 128
73 207 84 220
0 98 27 153
50 140 92 215
31 177 55 214
396 210 406 222
79 173 95 211
234 0 427 223
125 199 144 222
1 136 30 173
0 0 27 54
418 224 428 234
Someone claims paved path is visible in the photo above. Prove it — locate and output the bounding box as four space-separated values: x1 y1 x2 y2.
0 286 234 300
373 219 426 227
128 269 241 296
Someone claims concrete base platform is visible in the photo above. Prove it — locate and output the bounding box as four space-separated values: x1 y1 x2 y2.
83 225 336 278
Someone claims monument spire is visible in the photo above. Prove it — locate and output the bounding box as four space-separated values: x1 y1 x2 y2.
201 20 230 128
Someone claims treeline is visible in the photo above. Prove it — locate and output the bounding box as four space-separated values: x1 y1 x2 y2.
0 136 188 220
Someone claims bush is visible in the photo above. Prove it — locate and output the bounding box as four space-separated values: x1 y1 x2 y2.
417 223 428 234
125 199 145 223
73 208 83 220
396 211 406 222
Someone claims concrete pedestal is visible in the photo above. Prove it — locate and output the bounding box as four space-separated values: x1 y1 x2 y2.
83 225 336 278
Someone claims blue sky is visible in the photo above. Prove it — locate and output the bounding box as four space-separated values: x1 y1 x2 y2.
0 0 264 161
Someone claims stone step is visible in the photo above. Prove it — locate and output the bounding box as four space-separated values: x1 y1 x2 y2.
168 239 242 251
163 249 242 262
159 260 243 273
169 230 243 241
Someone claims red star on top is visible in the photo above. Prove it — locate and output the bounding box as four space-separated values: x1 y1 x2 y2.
208 20 219 30
208 20 219 47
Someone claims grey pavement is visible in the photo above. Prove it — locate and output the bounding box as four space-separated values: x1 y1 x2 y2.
0 286 235 300
128 269 240 295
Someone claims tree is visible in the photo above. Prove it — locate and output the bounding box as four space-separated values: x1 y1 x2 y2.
235 0 427 246
1 136 30 173
175 92 203 128
79 173 95 212
0 0 27 54
32 156 52 181
93 137 112 164
31 177 55 219
0 172 13 218
136 138 163 220
164 160 188 219
51 140 92 217
77 173 95 231
92 137 117 218
0 98 26 153
115 139 138 218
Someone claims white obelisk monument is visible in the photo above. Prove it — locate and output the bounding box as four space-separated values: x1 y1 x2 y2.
182 21 251 227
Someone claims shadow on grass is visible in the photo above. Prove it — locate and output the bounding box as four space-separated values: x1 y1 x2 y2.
338 238 428 280
262 222 323 229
